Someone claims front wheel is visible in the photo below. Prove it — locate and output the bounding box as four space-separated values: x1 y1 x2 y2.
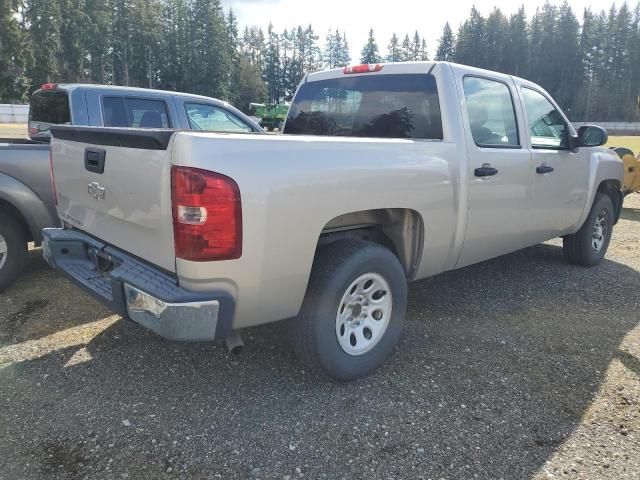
563 193 614 266
289 239 407 381
0 211 28 292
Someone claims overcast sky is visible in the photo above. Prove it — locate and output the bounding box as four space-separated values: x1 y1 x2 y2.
223 0 619 60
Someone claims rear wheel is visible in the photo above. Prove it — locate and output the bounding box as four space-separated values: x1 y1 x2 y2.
563 193 614 266
289 239 407 381
0 211 28 292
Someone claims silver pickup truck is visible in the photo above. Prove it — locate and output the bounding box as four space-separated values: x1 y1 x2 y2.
0 83 262 291
44 62 624 380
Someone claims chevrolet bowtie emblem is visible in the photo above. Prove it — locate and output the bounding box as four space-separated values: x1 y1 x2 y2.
88 181 106 201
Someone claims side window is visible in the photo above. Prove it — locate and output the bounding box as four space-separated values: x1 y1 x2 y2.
102 97 170 128
462 76 519 148
184 103 252 133
521 88 568 149
102 97 128 127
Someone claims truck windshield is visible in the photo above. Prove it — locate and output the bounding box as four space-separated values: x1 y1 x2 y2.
30 91 71 124
284 74 442 140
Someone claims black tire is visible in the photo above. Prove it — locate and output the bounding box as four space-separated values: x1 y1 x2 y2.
563 193 614 267
289 239 407 381
0 211 28 292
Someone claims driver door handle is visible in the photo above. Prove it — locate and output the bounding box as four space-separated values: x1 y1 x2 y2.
474 164 499 177
536 165 554 174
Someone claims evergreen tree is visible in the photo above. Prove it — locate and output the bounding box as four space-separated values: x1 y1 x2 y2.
324 28 350 68
455 6 485 67
435 22 455 61
241 26 265 71
0 0 30 100
303 25 322 72
483 8 508 72
236 55 267 111
360 28 381 63
111 0 132 85
553 1 582 117
324 28 337 67
400 34 412 61
160 0 190 91
263 23 282 102
187 0 232 98
26 0 63 85
338 32 351 66
386 33 401 62
57 0 89 82
129 0 164 88
631 5 640 119
2 0 640 121
503 6 528 76
411 31 422 60
419 39 429 61
85 0 113 83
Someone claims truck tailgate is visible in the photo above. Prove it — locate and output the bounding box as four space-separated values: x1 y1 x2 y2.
50 126 176 272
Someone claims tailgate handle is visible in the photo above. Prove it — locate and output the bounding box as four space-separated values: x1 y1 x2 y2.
85 148 106 174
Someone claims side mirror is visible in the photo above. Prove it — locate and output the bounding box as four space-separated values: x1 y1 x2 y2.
577 125 608 148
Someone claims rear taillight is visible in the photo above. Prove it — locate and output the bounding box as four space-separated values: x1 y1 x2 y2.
41 83 58 90
171 166 242 261
49 150 58 206
343 64 383 74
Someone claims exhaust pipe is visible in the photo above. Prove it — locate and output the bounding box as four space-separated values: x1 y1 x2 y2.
225 330 244 355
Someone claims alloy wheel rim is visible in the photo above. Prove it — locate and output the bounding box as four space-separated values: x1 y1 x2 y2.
335 272 392 356
592 210 608 253
0 233 7 270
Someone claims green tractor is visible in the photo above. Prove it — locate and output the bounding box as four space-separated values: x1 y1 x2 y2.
250 103 289 132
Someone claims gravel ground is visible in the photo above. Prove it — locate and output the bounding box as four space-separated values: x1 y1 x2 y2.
0 196 639 480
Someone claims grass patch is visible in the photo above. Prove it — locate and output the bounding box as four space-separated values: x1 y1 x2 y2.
607 135 640 154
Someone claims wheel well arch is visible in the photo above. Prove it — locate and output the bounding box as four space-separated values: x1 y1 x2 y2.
316 208 424 279
0 198 31 241
597 179 623 224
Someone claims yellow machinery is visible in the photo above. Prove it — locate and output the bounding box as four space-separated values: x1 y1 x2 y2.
611 147 640 195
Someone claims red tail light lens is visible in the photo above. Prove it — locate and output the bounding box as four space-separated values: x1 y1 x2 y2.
41 83 58 90
171 166 242 261
49 150 58 206
343 64 383 74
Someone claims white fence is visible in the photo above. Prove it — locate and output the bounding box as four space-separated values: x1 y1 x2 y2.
574 122 640 134
0 104 29 123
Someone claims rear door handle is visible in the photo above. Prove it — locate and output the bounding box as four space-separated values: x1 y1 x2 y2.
85 147 106 174
474 164 498 177
536 165 554 174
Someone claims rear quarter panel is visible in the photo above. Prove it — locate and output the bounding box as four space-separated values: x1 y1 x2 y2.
171 132 463 328
0 144 58 241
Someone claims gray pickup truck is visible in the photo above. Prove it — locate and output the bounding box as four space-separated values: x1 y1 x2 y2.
0 83 262 291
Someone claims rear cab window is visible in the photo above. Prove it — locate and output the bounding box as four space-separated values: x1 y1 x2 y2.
284 73 443 140
29 90 71 137
102 97 171 128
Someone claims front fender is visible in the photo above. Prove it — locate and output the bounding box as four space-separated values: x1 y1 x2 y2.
0 172 59 244
575 148 624 230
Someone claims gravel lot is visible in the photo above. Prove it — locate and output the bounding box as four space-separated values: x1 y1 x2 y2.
0 195 638 480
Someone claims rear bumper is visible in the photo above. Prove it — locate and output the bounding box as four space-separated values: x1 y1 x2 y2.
42 228 235 341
